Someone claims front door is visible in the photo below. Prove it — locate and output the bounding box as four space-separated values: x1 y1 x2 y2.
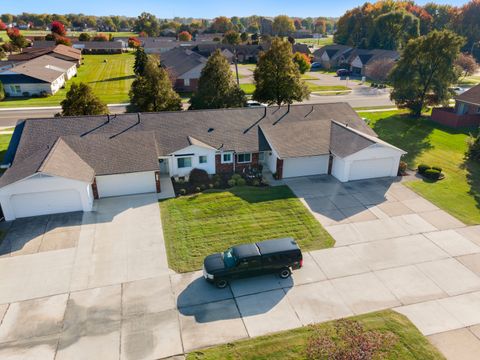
159 158 169 175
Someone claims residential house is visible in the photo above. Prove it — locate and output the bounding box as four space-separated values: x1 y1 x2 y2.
0 55 76 97
73 41 124 54
0 103 405 221
431 84 480 128
347 49 399 75
161 48 207 92
193 44 264 63
313 45 353 69
142 38 194 54
8 44 82 66
292 43 312 56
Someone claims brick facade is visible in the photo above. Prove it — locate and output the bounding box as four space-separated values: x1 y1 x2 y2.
431 107 480 128
174 78 199 92
215 152 259 174
276 158 284 180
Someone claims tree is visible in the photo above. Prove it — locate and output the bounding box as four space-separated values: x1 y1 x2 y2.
61 83 108 116
272 15 295 36
294 19 302 30
178 31 192 41
128 36 141 48
134 12 160 37
240 32 249 43
223 30 241 85
50 21 66 36
6 28 28 49
365 58 396 82
79 33 91 41
55 36 72 46
390 30 464 116
373 10 420 50
129 56 182 112
314 19 327 34
133 47 149 76
210 16 233 33
0 20 6 31
253 38 310 106
189 49 246 110
0 80 4 101
293 52 311 74
93 33 108 42
455 52 479 80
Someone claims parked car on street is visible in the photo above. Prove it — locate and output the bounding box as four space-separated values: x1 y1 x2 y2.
246 100 268 107
336 68 351 76
310 62 322 70
203 238 303 288
449 86 467 95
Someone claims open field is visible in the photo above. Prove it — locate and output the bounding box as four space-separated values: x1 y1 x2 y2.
459 75 480 86
296 36 334 47
0 53 134 108
187 310 444 360
160 186 334 272
19 30 138 38
360 109 480 225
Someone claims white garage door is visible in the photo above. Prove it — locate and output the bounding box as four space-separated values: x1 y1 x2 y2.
11 189 83 219
349 158 395 181
282 156 329 178
96 171 156 198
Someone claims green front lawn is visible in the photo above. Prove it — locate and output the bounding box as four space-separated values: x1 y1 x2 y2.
240 83 256 95
296 37 334 47
306 83 351 92
0 53 135 108
187 310 445 360
160 186 334 272
360 110 480 224
0 134 13 163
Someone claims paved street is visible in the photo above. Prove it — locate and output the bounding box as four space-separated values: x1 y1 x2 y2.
0 177 479 359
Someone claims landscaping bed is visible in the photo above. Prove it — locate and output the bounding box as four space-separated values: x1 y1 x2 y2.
187 310 445 360
160 185 334 272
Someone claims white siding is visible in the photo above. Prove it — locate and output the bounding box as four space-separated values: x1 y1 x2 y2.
180 63 205 80
0 175 93 221
170 144 216 177
264 150 279 174
351 56 363 69
331 156 348 182
96 171 156 198
282 155 329 178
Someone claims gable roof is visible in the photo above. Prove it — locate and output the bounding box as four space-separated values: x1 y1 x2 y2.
161 48 207 77
75 41 123 50
21 55 75 72
52 44 82 60
8 44 81 62
1 103 382 187
456 84 480 106
7 56 66 83
313 45 353 60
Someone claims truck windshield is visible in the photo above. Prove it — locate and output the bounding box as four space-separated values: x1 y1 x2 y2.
223 248 237 268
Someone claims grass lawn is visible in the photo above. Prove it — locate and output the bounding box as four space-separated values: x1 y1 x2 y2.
240 83 256 95
160 186 334 272
301 73 319 80
306 83 351 92
296 37 334 47
359 110 480 224
0 53 135 108
20 30 138 38
187 310 445 360
0 134 13 163
458 75 480 86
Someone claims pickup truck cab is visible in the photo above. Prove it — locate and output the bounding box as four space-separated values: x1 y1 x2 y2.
203 237 303 288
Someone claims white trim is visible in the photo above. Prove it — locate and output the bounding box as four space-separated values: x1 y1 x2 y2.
236 152 252 164
199 155 208 164
221 152 233 164
177 156 193 169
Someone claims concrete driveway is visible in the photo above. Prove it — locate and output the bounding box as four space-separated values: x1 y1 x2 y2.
1 178 480 359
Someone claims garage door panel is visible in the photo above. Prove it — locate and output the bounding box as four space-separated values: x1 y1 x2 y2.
283 156 329 178
349 158 394 181
96 172 156 198
11 189 83 219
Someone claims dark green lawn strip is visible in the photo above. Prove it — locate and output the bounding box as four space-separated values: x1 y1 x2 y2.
187 310 445 360
160 186 334 273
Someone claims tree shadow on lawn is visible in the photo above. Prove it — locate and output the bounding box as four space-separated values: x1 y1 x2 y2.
371 114 435 165
89 75 135 84
463 157 480 212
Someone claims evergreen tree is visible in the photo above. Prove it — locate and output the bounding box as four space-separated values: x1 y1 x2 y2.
133 47 149 76
129 56 182 112
189 50 246 110
0 80 4 101
61 83 108 116
253 38 310 106
390 30 464 116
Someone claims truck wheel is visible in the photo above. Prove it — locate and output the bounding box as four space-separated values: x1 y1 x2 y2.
279 268 291 279
215 279 228 289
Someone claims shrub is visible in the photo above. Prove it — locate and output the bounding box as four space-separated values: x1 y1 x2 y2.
214 181 221 188
432 166 442 172
212 174 221 182
195 186 201 193
231 174 242 181
252 179 260 186
467 134 480 161
227 179 236 187
306 319 397 360
236 178 246 186
417 164 430 174
208 183 214 189
398 161 407 175
179 189 187 196
424 168 441 180
189 168 209 186
200 184 206 191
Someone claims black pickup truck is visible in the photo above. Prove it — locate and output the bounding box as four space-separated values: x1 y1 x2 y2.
202 237 303 288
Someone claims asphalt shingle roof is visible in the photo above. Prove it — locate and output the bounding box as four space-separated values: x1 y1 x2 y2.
161 48 206 77
456 84 480 106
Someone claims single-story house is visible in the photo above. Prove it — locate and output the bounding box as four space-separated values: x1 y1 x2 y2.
192 44 264 63
313 45 353 69
8 44 82 66
431 84 480 128
0 55 76 96
292 43 312 56
142 38 195 54
161 48 207 92
0 103 405 220
347 49 399 75
72 41 125 54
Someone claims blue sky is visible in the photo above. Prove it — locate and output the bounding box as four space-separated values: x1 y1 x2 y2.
2 0 470 18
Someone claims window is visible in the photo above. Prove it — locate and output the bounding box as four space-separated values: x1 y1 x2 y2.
184 78 190 86
199 155 207 164
9 85 21 94
221 152 233 164
177 157 192 168
237 153 251 163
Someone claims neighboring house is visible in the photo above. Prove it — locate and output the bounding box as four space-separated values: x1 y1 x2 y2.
0 103 405 221
313 45 353 69
193 44 264 63
347 49 399 75
73 41 124 54
161 48 207 92
0 55 76 96
8 44 82 66
431 84 480 128
142 38 194 54
292 43 312 56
